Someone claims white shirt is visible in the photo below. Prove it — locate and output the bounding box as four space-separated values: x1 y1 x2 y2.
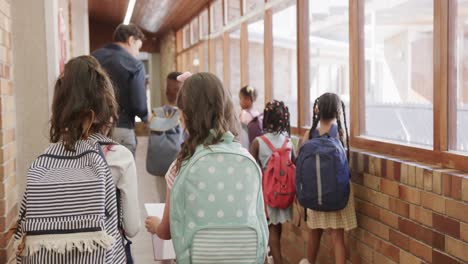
105 144 141 238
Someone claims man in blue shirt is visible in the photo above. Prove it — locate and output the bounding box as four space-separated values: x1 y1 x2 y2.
93 24 148 156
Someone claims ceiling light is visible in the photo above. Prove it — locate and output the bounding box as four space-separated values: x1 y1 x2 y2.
123 0 136 25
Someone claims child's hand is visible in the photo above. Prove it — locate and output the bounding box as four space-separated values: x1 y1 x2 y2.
145 216 161 234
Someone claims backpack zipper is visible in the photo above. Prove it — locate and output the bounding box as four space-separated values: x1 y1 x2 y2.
316 154 322 205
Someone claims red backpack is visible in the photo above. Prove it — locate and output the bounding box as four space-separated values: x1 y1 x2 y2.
260 135 296 209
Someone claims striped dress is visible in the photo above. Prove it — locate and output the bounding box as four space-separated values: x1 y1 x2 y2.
15 134 126 264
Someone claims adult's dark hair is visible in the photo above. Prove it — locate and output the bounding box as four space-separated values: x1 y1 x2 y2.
309 93 350 161
175 72 239 171
50 56 118 151
113 24 146 43
167 71 182 81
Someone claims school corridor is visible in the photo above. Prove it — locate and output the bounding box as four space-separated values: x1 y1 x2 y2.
1 0 468 264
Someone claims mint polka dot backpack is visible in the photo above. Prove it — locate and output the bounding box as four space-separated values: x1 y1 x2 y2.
170 131 268 264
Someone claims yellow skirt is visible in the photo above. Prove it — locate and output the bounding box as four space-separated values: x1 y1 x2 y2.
306 185 357 231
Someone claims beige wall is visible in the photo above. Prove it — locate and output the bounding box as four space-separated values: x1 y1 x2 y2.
159 31 177 106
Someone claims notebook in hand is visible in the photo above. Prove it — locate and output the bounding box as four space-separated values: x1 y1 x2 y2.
144 203 176 260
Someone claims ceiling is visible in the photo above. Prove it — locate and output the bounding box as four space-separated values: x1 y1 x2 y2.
88 0 212 35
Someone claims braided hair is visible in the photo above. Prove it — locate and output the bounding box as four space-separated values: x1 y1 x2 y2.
263 100 290 136
309 93 350 161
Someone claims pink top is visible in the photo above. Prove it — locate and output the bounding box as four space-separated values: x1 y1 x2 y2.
165 161 178 190
240 108 260 125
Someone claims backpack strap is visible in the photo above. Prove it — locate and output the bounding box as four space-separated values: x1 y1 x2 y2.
259 135 277 152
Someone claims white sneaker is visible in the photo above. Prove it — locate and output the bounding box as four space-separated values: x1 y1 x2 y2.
298 258 311 264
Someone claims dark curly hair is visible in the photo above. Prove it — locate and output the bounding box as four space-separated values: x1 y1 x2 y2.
262 100 290 136
49 56 118 151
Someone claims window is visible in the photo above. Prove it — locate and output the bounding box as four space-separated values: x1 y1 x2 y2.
243 0 264 14
309 0 350 127
226 0 242 24
229 29 242 112
213 37 224 84
190 17 200 45
183 25 191 49
451 1 468 153
248 19 265 111
210 0 224 34
200 41 209 72
191 48 200 73
363 0 434 147
200 9 209 40
272 4 298 127
177 55 182 72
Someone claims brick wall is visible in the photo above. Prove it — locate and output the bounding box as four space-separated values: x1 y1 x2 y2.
282 150 468 264
0 1 16 264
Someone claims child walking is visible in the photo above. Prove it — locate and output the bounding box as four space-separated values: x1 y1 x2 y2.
145 72 268 264
250 100 296 264
239 85 262 148
297 93 357 264
15 56 128 263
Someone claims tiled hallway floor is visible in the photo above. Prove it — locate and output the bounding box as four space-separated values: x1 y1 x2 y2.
131 136 171 264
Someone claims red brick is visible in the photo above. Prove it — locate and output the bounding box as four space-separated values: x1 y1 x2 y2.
363 174 380 191
423 169 433 191
352 228 379 249
373 252 396 264
380 209 399 229
389 198 409 218
432 250 459 264
409 239 432 263
381 178 399 197
401 163 408 184
433 213 460 239
375 238 400 262
351 172 364 185
393 161 401 182
409 204 433 227
390 229 409 251
363 154 369 174
421 191 446 214
399 250 422 264
356 199 380 220
451 174 462 200
368 156 382 177
398 218 445 250
462 222 468 243
407 164 416 186
415 166 424 189
462 177 468 202
399 185 421 205
443 172 453 197
358 214 389 240
433 170 443 194
381 157 388 179
445 235 468 262
446 199 468 223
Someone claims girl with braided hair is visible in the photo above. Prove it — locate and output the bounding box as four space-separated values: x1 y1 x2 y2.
298 93 356 264
250 100 294 264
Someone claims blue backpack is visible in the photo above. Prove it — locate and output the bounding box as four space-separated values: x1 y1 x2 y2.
295 124 350 217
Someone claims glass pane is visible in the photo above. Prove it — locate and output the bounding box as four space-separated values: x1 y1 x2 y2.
244 0 265 14
309 0 350 127
452 1 468 152
200 9 209 39
177 55 182 72
226 0 242 23
210 0 224 33
364 0 434 147
213 37 224 84
192 49 200 73
229 29 242 113
248 19 265 111
202 41 209 72
183 25 191 49
190 17 199 45
273 4 298 127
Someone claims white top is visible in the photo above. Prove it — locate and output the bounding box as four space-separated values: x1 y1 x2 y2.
105 144 141 238
240 108 260 125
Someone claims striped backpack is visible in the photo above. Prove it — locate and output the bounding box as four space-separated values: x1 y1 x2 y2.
170 131 269 264
15 134 125 264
